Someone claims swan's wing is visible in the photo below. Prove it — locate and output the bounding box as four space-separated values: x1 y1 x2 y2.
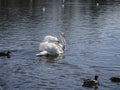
43 35 59 42
39 42 59 55
36 51 48 56
39 42 47 51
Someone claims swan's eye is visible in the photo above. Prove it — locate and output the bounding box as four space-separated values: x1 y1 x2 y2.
57 41 60 43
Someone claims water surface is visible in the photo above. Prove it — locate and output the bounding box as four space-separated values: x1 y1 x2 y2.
0 0 120 90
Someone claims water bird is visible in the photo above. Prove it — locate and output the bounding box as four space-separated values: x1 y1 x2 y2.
83 75 99 88
62 4 64 8
0 51 11 58
96 3 99 6
36 32 66 56
110 76 120 83
42 7 46 12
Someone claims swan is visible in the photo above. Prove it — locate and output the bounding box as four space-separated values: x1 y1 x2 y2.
36 32 66 56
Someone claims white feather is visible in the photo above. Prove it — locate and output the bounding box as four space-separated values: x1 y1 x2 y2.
43 35 59 42
36 51 48 56
36 33 65 56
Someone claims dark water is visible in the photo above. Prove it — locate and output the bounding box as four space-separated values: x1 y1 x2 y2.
0 0 120 90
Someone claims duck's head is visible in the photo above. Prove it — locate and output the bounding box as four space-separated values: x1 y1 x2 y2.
7 51 10 54
95 75 98 80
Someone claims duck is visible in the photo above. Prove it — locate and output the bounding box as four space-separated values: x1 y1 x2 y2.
110 76 120 82
83 75 99 87
0 51 10 58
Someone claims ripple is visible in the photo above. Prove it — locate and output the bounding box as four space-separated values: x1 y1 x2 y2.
0 0 120 90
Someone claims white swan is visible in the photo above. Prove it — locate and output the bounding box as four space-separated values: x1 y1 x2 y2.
36 32 66 56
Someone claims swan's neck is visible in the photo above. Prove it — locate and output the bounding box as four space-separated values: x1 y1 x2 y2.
54 42 64 54
60 33 66 50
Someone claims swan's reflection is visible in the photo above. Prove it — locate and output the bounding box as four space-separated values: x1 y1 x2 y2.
38 54 64 63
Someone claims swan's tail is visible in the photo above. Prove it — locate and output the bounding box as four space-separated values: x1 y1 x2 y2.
36 51 48 56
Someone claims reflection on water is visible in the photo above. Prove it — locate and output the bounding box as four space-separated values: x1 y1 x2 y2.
38 55 64 63
0 0 120 90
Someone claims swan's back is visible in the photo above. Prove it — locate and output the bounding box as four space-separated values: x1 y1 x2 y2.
39 42 62 55
43 35 59 43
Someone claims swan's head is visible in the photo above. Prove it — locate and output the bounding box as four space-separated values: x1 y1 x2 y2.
60 32 65 37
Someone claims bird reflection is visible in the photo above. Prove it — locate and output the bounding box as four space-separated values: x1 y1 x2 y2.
38 54 64 63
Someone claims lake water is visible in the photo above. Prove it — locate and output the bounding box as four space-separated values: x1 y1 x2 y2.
0 0 120 90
